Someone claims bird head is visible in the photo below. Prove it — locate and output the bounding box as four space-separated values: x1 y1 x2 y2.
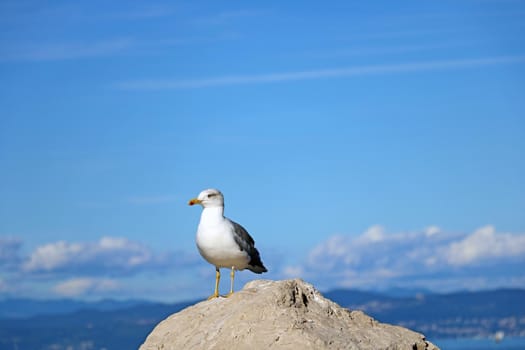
188 188 224 208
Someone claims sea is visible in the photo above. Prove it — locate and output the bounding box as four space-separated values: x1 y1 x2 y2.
432 337 525 350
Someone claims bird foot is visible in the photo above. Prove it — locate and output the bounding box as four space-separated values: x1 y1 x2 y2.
224 291 234 298
207 293 220 300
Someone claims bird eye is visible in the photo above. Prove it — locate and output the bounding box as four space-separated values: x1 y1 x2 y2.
208 193 216 198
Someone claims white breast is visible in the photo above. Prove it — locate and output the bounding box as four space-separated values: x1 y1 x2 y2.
195 208 250 269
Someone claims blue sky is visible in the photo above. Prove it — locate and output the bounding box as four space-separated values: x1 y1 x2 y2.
1 0 524 301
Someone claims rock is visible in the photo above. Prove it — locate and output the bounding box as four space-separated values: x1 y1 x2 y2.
139 279 440 350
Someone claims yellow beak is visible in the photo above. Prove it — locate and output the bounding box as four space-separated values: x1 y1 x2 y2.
188 198 201 206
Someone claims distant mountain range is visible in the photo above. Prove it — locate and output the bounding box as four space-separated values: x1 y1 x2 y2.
1 288 524 350
324 288 525 339
0 298 146 319
0 299 195 350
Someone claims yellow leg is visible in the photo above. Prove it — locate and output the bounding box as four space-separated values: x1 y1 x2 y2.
207 267 220 300
225 266 235 297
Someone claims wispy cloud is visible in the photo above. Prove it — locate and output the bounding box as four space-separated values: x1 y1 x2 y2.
114 55 525 90
103 5 178 21
304 41 485 59
192 10 267 26
1 38 134 62
0 2 178 24
0 34 235 62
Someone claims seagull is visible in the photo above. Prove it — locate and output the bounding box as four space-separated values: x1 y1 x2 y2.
189 189 267 299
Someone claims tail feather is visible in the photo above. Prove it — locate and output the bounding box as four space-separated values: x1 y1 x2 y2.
248 263 267 274
247 247 267 273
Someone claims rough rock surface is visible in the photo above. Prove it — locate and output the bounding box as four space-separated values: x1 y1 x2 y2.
140 279 440 350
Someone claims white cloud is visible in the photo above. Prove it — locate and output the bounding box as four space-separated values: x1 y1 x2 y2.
99 236 129 250
424 226 441 237
361 225 386 243
293 225 525 291
0 235 200 299
446 225 525 266
23 241 82 271
114 55 525 90
22 236 176 275
53 278 119 297
307 226 435 273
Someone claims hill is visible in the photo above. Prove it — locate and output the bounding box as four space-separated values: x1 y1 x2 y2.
140 279 438 350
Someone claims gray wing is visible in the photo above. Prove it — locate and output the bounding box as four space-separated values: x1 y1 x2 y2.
231 221 255 249
230 220 267 273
